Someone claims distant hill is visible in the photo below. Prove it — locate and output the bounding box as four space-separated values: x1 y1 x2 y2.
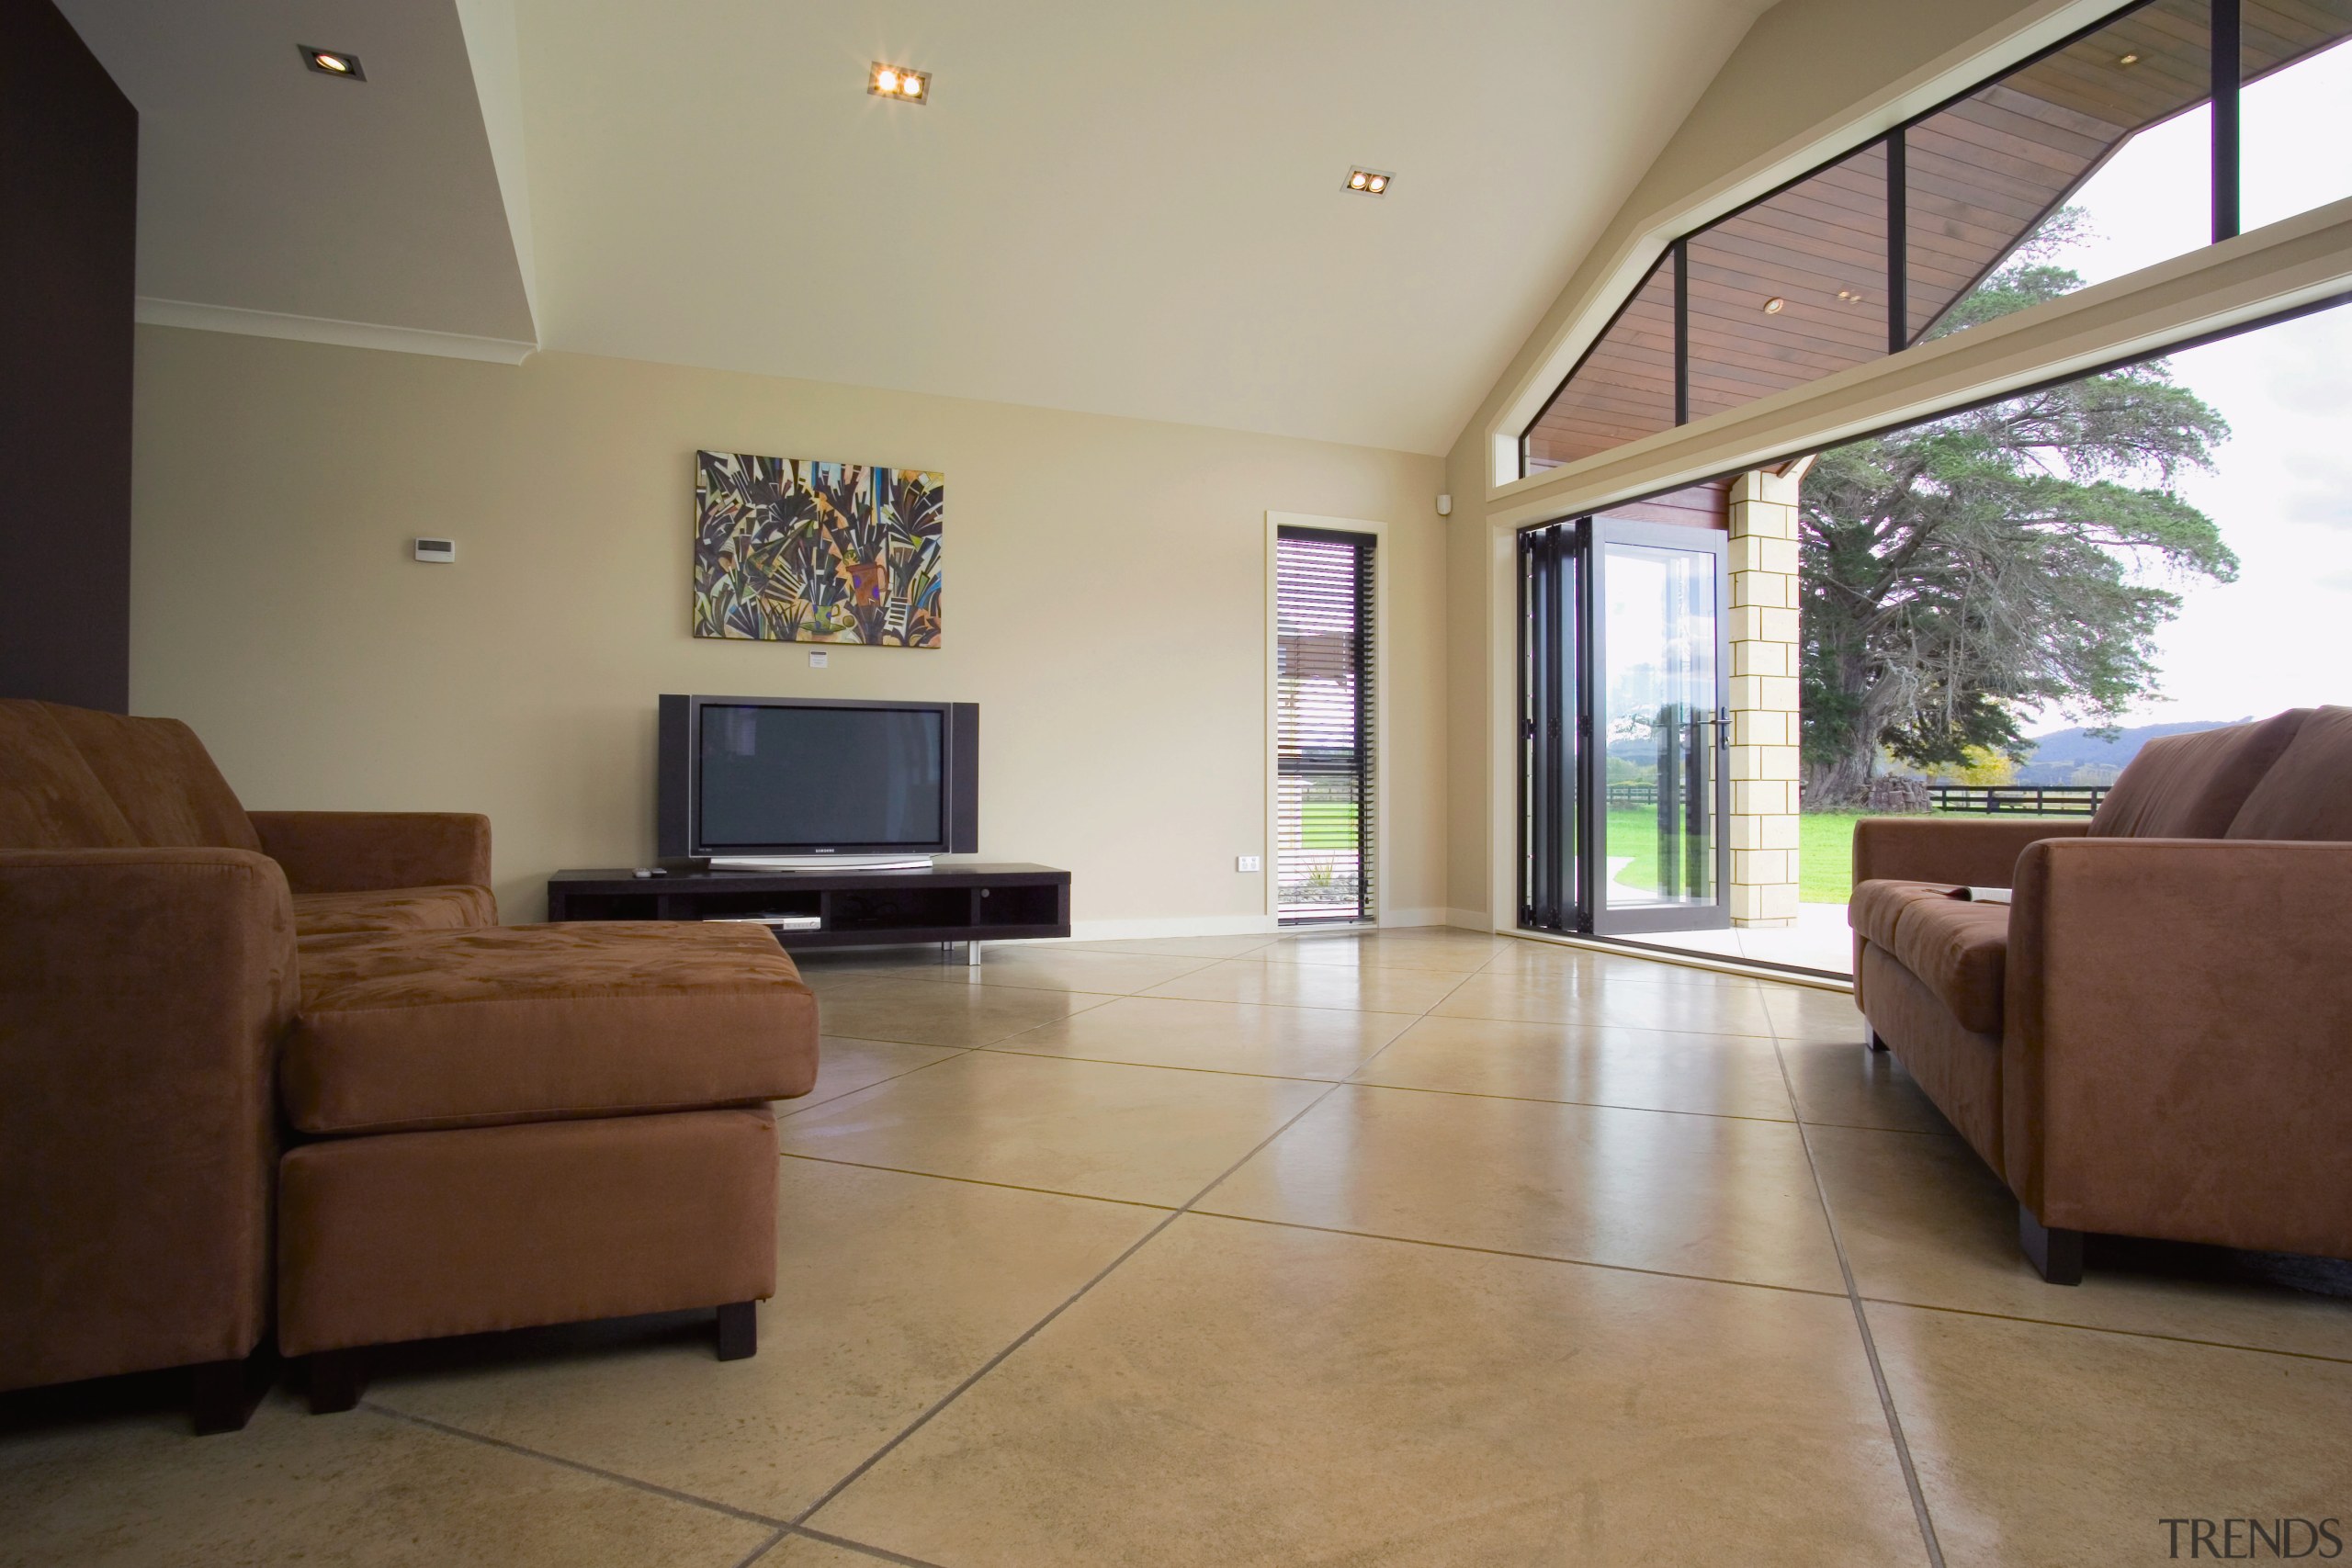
2012 719 2244 784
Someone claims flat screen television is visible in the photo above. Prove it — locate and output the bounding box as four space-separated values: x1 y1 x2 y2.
658 694 978 868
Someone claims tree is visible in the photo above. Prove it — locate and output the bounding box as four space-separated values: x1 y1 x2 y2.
1796 222 2239 806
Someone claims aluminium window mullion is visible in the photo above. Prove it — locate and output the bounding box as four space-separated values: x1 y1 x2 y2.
2212 0 2241 243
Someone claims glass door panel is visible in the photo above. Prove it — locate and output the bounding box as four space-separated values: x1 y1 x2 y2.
1592 520 1729 934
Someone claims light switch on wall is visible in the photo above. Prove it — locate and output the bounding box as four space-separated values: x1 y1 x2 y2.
1237 855 1261 873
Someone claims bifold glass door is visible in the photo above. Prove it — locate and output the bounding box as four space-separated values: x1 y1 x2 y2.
1520 515 1730 936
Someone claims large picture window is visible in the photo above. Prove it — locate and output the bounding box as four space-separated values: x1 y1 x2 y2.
1518 0 2352 479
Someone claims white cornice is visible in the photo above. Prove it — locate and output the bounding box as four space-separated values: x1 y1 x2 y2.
135 298 537 365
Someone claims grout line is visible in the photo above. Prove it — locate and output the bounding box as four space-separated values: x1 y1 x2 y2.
786 1523 959 1567
729 1529 790 1568
775 1046 979 1121
1183 1209 1853 1301
360 1401 793 1529
1855 1296 2352 1365
776 1149 1179 1211
1765 1028 1948 1568
1329 1075 1806 1125
783 957 1491 1531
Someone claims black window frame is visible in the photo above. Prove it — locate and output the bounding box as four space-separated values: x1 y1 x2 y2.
1518 0 2283 479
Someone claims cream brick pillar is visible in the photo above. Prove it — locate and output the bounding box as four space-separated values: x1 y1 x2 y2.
1725 465 1806 927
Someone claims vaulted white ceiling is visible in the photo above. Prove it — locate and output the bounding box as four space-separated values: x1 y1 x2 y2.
62 0 1775 453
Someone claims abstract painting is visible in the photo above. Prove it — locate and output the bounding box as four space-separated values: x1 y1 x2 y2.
692 451 943 647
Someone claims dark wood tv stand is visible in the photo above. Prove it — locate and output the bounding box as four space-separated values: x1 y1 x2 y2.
544 862 1071 960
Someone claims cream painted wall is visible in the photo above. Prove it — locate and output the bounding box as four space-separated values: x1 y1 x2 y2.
129 327 1446 928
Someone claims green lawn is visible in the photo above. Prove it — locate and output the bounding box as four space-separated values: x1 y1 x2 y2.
1800 812 1870 904
1600 808 2074 906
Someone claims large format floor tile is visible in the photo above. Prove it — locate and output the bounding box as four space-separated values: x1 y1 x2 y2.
997 996 1413 1080
809 1213 1924 1567
912 947 1216 996
365 1160 1159 1521
1055 934 1283 960
1204 1082 1845 1291
1779 1035 1951 1133
1872 1303 2352 1568
1255 929 1509 973
1434 970 1781 1037
0 1392 772 1568
1763 982 1871 1043
1350 1013 1797 1120
775 1050 1327 1204
780 1036 964 1116
814 978 1116 1048
1809 1123 2352 1360
1137 957 1462 1014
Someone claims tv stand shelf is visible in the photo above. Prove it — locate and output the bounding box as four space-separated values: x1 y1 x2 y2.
545 863 1070 951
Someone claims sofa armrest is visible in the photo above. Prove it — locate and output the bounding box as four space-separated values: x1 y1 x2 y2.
2002 836 2352 1257
249 811 491 895
0 848 299 1388
1852 815 2090 890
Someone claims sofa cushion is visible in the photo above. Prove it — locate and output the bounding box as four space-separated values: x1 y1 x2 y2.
1886 896 2010 1035
45 705 263 852
2088 710 2309 840
2225 705 2352 841
283 922 820 1135
293 885 500 940
0 700 137 850
1847 877 1951 950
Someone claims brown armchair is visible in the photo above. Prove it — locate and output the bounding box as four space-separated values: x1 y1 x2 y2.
1849 708 2352 1282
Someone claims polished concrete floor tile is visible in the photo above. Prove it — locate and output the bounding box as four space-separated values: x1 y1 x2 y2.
1763 982 1869 1043
366 1161 1159 1521
780 1036 965 1117
0 1391 771 1568
1138 958 1462 1014
1433 971 1781 1036
763 1535 905 1566
1480 941 1764 988
1205 1083 1844 1291
1779 1036 1952 1134
1810 1123 2352 1360
912 948 1215 996
1872 1303 2352 1568
810 1213 1923 1566
1349 1014 1796 1121
815 980 1116 1048
776 1050 1327 1205
1057 935 1283 960
998 996 1413 1080
1256 930 1508 973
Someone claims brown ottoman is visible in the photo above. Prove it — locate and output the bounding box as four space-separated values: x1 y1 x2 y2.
276 922 819 1410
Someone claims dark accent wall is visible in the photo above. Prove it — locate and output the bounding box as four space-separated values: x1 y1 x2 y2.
1 0 136 712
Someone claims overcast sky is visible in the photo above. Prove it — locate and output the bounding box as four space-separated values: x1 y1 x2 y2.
2019 39 2352 733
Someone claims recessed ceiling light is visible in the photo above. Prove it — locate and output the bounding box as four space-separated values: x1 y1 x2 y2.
300 46 364 80
1763 296 1786 314
870 62 929 102
1344 167 1395 197
2118 51 2141 65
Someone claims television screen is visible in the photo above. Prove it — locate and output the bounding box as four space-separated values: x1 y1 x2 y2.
697 704 944 849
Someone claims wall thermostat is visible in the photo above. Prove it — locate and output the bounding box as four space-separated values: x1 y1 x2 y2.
413 537 456 563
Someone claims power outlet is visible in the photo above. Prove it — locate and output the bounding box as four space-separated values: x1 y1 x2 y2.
1237 854 1262 873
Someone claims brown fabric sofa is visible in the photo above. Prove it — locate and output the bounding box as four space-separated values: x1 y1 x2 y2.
1849 708 2352 1283
2 700 818 1431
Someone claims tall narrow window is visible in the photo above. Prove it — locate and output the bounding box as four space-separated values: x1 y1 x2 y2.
1276 528 1375 923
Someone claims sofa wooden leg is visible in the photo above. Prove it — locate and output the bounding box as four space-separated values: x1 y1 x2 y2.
307 1348 369 1414
714 1301 757 1362
1868 1032 1890 1053
190 1351 267 1435
2018 1204 2085 1285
